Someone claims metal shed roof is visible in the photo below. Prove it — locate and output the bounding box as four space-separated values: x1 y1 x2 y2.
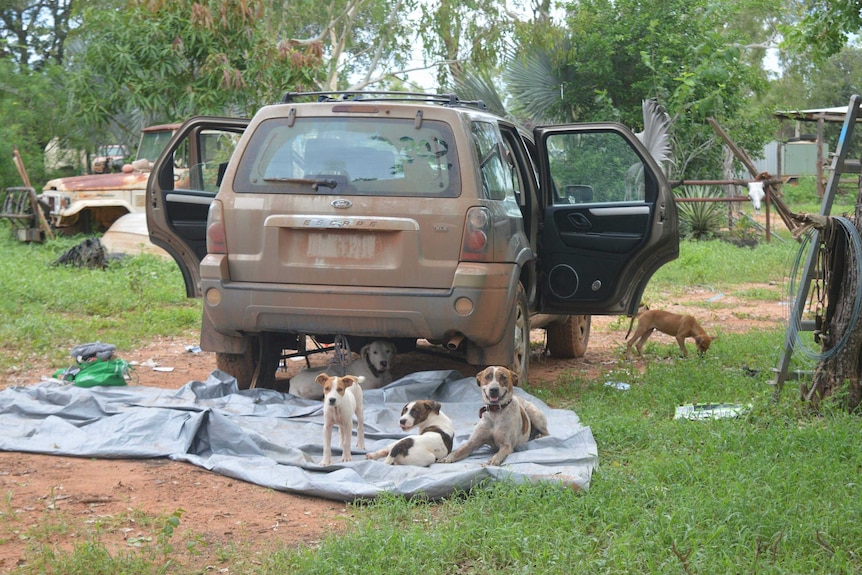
774 106 862 123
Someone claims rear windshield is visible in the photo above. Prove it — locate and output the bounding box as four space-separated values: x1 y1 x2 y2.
233 117 460 197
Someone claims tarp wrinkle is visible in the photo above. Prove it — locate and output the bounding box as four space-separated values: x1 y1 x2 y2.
0 369 597 501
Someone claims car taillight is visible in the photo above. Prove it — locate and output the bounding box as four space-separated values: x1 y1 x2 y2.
206 199 227 254
460 207 492 261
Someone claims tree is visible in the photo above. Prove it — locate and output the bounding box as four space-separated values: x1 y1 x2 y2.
805 208 862 411
0 0 74 70
777 0 862 411
0 61 75 187
66 0 324 129
0 0 86 187
497 0 773 181
417 0 513 87
781 0 862 61
258 0 420 91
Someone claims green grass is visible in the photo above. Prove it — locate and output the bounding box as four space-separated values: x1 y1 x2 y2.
256 329 861 574
0 225 201 374
2 220 859 573
646 235 799 294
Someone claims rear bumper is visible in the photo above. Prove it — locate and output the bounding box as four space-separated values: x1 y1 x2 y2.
199 254 519 352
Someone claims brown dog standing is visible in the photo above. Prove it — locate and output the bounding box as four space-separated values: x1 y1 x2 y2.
625 309 714 359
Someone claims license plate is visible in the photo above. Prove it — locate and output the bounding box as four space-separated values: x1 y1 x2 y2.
306 233 378 260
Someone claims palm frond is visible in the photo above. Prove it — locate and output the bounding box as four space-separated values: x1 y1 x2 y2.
637 99 673 167
453 71 508 118
505 51 561 123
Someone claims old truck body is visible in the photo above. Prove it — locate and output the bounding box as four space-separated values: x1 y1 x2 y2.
39 124 180 233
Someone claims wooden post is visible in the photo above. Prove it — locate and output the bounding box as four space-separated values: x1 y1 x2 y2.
707 118 803 237
817 116 825 198
12 148 54 240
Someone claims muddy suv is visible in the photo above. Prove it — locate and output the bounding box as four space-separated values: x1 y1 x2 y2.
147 92 678 388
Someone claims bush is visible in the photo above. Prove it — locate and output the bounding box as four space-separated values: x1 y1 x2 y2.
674 185 726 239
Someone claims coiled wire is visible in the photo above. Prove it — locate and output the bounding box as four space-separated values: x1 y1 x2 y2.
785 216 862 361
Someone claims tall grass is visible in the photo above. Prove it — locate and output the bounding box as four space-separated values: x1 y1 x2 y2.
5 221 860 573
0 224 201 374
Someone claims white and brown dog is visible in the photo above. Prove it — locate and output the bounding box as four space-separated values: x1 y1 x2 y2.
441 366 549 467
289 340 397 399
318 373 365 466
366 400 454 466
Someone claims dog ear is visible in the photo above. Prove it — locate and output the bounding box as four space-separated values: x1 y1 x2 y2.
510 370 520 387
341 376 355 387
429 400 441 413
360 344 370 358
385 342 397 357
315 373 329 386
475 367 488 386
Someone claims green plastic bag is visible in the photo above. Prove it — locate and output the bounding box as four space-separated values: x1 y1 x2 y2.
71 358 131 388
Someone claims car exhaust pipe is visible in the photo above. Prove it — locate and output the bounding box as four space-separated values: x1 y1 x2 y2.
446 333 465 351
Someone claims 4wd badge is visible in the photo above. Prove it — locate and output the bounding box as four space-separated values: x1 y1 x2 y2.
331 199 352 209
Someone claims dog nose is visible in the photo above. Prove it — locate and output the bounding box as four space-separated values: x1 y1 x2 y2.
489 388 500 398
381 361 388 368
399 418 406 425
328 398 336 405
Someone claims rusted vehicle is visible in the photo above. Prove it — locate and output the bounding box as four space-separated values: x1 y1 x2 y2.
40 124 180 233
92 144 129 174
148 92 679 388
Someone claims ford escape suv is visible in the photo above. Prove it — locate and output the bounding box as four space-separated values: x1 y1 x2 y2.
147 92 678 389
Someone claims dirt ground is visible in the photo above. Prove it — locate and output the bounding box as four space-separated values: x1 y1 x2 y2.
0 285 787 571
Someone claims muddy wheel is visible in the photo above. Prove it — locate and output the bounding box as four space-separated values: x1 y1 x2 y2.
216 335 279 390
546 314 591 358
509 283 530 385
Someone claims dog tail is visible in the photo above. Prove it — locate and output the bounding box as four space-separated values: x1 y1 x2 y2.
624 302 650 339
624 315 636 339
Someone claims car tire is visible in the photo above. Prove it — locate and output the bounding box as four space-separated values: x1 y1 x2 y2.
216 335 279 390
546 314 591 358
509 283 530 385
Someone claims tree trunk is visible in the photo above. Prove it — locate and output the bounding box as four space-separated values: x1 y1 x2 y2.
808 182 862 410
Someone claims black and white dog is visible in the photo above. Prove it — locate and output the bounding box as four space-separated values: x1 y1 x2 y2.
366 400 454 466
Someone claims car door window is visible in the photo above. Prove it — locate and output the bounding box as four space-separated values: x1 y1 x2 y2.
546 131 649 204
471 121 514 201
183 131 242 194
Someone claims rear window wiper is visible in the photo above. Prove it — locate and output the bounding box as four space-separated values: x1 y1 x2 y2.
263 177 338 190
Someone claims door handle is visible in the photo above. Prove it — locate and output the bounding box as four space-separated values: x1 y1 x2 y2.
568 212 592 231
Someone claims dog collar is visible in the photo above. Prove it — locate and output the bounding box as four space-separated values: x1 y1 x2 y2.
479 398 513 418
364 354 383 377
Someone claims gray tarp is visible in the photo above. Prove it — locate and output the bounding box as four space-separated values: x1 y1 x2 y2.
0 370 597 502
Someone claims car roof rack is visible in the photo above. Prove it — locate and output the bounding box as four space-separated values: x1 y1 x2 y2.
280 90 487 111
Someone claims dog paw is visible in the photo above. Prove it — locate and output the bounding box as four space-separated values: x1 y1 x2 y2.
320 458 331 466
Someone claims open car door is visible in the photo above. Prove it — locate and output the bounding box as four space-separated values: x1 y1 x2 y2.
534 123 678 316
147 117 249 298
